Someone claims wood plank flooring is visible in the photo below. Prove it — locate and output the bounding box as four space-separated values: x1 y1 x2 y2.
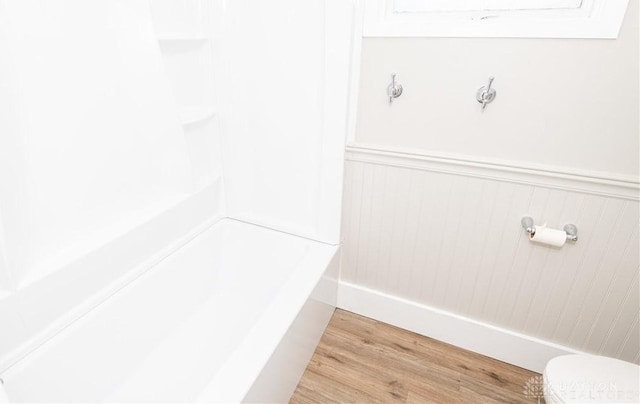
290 309 541 403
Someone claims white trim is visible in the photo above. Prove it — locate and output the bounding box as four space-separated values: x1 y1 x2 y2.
346 143 640 201
337 281 585 373
394 0 583 13
316 0 355 244
346 0 364 144
363 0 630 38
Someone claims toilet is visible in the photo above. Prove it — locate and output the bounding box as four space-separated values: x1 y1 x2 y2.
0 379 8 404
543 355 640 403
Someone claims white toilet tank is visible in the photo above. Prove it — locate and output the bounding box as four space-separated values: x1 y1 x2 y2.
543 355 640 403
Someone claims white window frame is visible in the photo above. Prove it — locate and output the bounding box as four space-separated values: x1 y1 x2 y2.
363 0 630 38
394 0 584 13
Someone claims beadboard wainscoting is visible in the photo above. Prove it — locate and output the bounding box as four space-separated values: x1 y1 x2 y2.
338 144 640 373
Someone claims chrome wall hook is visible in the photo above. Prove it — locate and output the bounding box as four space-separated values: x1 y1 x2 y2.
387 73 403 104
476 76 496 110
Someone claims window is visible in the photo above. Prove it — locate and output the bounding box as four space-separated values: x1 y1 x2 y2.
393 0 583 13
363 0 630 38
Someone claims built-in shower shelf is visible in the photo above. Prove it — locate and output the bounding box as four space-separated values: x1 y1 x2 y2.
157 34 208 42
179 105 217 126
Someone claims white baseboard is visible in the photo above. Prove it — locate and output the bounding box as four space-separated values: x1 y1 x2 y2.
337 281 585 373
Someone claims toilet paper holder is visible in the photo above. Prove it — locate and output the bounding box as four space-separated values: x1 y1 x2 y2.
521 217 578 242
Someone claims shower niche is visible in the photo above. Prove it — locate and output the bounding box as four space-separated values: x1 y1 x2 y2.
150 0 222 191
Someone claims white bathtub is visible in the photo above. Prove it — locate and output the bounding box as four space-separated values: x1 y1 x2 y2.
0 2 353 401
0 219 338 403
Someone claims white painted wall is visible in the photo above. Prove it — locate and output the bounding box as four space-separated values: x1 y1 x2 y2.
355 0 639 178
340 0 640 367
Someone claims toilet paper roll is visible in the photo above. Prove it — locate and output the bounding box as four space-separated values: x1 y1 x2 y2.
530 226 566 247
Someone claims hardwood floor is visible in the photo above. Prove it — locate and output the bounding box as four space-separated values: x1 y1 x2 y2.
290 309 541 403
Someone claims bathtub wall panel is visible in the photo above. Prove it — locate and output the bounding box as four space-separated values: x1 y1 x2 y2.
340 146 640 365
0 0 225 372
0 0 193 286
149 0 205 38
218 0 354 244
0 6 29 286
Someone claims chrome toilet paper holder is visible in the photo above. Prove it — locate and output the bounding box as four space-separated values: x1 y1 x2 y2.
521 216 578 242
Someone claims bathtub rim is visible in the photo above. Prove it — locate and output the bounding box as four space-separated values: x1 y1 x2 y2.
0 217 339 403
195 241 338 403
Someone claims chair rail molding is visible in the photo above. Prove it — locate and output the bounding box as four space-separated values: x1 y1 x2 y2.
346 143 640 201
